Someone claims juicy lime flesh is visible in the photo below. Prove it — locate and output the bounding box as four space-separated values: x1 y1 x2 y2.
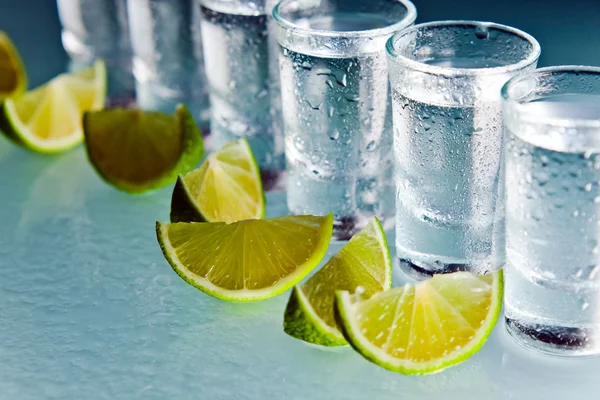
0 33 24 95
184 140 262 223
23 82 81 140
8 62 103 143
302 219 390 329
162 215 332 293
85 109 183 184
346 272 497 364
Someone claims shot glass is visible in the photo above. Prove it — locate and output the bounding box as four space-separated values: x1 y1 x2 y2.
274 0 417 239
200 0 285 190
503 67 600 356
127 0 210 131
386 21 540 277
57 0 134 104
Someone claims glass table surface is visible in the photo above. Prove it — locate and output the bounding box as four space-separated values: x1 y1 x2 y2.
2 1 600 399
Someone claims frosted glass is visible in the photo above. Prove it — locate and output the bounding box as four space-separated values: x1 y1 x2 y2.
1 144 600 399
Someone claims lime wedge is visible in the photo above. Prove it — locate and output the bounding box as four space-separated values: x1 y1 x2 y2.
170 139 264 223
83 104 204 193
284 217 392 346
336 270 503 375
0 31 27 101
156 214 333 301
0 60 105 153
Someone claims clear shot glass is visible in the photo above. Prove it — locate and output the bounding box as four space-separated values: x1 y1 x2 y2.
57 0 134 105
200 0 285 190
127 0 210 131
274 0 417 240
503 66 600 356
386 21 540 277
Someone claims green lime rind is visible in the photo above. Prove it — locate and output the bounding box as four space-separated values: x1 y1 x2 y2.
84 104 204 193
170 138 265 223
283 217 392 346
155 213 334 302
283 286 347 346
335 270 504 375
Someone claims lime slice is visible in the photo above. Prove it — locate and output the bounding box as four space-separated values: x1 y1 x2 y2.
283 217 392 346
156 214 333 301
0 60 105 153
83 104 204 193
0 31 27 100
170 139 264 223
336 270 503 375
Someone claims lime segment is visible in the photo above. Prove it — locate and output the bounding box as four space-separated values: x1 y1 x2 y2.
0 60 105 153
171 139 264 223
84 104 203 193
284 217 392 346
156 214 334 301
335 270 503 374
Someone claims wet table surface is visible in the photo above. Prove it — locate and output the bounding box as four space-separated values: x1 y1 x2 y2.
2 0 600 399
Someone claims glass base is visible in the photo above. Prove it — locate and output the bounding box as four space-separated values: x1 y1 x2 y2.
261 169 286 192
397 257 471 280
328 214 393 241
505 317 600 357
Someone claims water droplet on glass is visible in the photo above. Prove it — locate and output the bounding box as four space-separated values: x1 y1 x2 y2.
525 173 533 184
256 89 268 99
329 130 340 141
300 61 312 70
305 99 322 110
345 95 360 103
589 265 600 280
582 302 590 311
585 183 593 192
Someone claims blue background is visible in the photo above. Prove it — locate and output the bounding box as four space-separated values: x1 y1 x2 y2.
2 0 600 88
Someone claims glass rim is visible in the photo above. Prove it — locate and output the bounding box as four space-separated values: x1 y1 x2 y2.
386 20 541 77
502 65 600 129
272 0 417 39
